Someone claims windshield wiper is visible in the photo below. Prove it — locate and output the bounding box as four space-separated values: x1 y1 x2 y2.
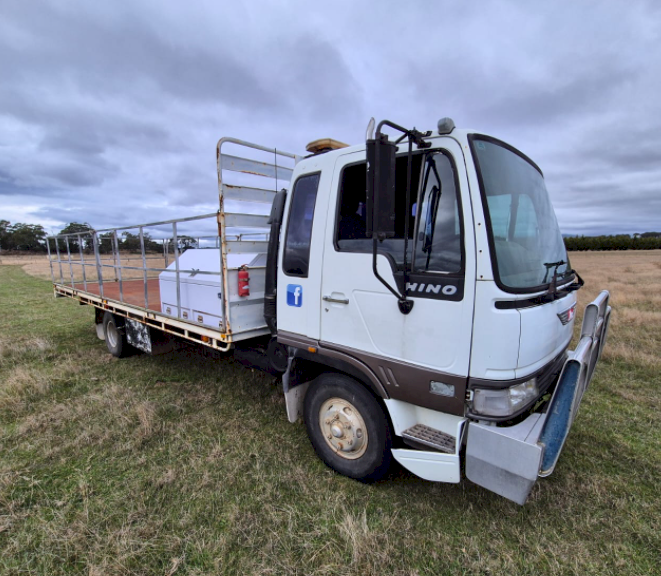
421 156 443 269
543 260 565 282
542 260 566 301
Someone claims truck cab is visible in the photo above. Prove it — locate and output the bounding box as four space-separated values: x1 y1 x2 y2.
271 119 610 504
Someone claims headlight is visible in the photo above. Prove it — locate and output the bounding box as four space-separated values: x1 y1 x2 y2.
472 378 538 417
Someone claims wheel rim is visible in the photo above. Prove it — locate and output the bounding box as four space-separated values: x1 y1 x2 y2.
318 397 369 459
106 320 119 348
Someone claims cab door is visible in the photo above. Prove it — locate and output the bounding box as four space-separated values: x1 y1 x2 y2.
319 139 476 392
276 155 333 340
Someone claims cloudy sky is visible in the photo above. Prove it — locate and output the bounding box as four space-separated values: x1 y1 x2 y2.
1 0 660 238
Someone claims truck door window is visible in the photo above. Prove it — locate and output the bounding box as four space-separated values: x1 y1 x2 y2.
335 155 423 267
283 173 320 277
413 152 463 273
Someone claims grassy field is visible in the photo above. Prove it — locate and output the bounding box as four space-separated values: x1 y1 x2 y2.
0 252 174 283
0 251 659 575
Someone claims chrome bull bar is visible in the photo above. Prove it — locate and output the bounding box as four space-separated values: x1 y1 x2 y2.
538 290 611 476
465 290 611 504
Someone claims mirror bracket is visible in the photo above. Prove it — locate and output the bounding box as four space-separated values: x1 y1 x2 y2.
367 119 429 315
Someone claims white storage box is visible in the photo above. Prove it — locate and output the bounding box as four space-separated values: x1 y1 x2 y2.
159 249 264 331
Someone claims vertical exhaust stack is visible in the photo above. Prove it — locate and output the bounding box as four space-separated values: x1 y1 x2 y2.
366 117 375 140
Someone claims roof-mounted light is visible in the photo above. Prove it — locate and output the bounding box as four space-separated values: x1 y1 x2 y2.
437 117 455 135
305 138 349 154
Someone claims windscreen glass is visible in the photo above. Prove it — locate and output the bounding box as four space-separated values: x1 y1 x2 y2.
472 138 570 290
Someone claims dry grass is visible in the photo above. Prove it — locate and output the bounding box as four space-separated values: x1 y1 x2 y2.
569 250 661 367
0 252 171 282
0 253 659 575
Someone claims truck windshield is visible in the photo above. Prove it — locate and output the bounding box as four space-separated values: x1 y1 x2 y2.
471 136 571 292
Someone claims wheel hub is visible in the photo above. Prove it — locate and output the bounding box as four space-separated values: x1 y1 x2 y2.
319 397 368 459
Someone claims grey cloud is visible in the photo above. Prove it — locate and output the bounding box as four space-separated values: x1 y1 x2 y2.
0 172 55 199
1 1 361 119
1 4 267 108
474 66 634 130
572 126 661 173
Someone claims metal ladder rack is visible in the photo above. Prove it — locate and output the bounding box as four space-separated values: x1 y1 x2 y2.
216 137 301 336
45 137 300 344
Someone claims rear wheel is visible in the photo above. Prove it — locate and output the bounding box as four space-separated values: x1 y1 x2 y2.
102 312 130 358
304 373 391 481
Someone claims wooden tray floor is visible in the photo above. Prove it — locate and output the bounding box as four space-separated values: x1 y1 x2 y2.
74 279 162 312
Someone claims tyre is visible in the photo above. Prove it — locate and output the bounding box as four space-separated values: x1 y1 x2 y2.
102 311 130 358
304 373 392 481
267 337 289 374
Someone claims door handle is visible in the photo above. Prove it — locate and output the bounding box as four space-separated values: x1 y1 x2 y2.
323 295 349 305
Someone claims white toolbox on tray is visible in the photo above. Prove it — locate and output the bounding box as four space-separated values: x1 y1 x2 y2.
159 249 264 329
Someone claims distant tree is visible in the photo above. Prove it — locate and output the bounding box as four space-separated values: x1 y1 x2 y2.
144 236 163 253
120 231 162 253
121 232 141 252
0 220 10 251
7 223 47 251
58 222 94 252
166 235 198 252
179 236 199 251
98 232 114 254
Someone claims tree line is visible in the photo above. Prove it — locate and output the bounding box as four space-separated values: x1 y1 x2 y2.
0 221 198 254
563 232 661 251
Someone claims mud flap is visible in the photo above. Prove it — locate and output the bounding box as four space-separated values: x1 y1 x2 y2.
125 319 174 355
282 352 310 423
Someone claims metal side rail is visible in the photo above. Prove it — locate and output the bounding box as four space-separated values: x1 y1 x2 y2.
465 291 611 505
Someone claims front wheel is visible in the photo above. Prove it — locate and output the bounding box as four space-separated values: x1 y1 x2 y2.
304 373 392 481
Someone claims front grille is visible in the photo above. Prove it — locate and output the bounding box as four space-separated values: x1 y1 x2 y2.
537 352 566 396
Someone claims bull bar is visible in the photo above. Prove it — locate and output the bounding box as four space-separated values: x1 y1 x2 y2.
465 291 611 504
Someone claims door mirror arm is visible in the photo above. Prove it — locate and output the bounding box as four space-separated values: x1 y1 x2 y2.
371 239 414 315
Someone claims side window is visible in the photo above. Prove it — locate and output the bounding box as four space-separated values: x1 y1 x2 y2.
413 153 463 273
336 155 423 266
283 173 320 277
337 163 368 242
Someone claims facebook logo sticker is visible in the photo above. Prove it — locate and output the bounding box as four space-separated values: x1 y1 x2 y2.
286 284 303 307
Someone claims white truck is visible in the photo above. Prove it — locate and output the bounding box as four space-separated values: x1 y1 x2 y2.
48 118 611 504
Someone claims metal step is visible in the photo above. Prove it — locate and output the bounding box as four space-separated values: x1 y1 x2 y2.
401 424 456 454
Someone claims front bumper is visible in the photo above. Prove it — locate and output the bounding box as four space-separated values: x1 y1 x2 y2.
465 291 611 504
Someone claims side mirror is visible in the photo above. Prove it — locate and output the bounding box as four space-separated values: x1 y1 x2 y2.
366 135 396 239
